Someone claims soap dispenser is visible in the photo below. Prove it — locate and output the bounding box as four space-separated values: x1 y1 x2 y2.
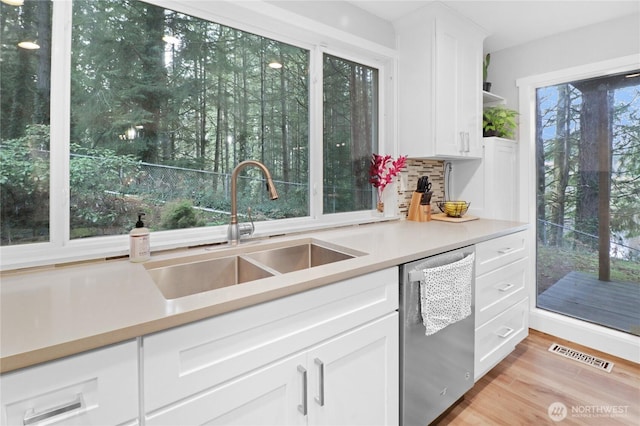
129 213 150 262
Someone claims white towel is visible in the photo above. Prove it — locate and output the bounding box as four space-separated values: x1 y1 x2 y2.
418 252 474 336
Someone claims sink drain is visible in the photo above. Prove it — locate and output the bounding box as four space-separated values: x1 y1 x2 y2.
548 343 614 372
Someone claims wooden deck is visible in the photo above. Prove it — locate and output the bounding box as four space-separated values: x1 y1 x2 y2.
537 271 640 335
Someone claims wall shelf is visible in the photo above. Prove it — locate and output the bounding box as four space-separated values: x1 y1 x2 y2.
482 90 506 107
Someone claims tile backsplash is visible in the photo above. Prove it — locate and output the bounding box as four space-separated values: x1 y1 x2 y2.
397 159 445 217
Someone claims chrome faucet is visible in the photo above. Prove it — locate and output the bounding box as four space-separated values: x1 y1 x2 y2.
228 160 279 245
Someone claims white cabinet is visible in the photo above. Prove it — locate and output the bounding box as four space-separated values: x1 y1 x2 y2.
143 268 399 425
483 137 517 220
0 341 138 426
146 352 306 426
453 110 518 219
307 314 398 426
146 314 398 426
396 3 485 159
481 92 519 220
474 231 529 380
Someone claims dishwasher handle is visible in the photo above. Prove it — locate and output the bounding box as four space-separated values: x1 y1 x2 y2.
408 251 473 282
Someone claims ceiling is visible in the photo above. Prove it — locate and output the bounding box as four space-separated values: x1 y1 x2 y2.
345 0 640 52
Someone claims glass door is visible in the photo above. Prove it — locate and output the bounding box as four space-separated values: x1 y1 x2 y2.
535 70 640 335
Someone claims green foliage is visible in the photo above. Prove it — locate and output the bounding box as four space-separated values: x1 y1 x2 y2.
537 80 640 290
69 143 142 236
2 0 377 246
483 53 491 82
483 105 518 139
0 125 50 243
611 93 640 239
160 200 203 229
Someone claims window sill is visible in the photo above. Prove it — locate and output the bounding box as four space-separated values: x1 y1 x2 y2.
0 212 401 272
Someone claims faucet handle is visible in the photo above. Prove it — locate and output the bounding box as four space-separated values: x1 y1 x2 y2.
238 207 255 237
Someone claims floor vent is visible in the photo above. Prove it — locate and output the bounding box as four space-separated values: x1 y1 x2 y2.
548 343 614 373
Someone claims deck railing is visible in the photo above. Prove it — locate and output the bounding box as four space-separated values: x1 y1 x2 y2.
538 219 639 262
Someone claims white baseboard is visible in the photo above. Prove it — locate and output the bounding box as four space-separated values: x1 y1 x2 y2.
529 308 640 364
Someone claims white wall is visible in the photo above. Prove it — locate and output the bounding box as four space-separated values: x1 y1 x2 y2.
487 14 640 108
488 13 640 363
267 0 396 49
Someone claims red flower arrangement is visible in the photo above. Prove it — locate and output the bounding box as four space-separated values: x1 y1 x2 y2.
369 154 407 209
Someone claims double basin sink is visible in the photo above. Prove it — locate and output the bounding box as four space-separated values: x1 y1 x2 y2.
145 238 366 300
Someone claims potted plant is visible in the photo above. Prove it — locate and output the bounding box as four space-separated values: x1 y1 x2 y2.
483 105 518 139
482 53 491 92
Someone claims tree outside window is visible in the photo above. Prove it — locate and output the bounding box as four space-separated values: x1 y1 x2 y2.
0 0 380 248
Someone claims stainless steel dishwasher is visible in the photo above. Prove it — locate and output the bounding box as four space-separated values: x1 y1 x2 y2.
399 246 475 426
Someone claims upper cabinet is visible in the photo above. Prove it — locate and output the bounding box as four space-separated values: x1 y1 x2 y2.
396 4 486 159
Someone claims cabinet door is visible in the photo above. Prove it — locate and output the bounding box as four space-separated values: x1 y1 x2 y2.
1 341 138 426
396 4 484 159
484 138 517 220
459 33 483 158
434 13 482 158
307 313 399 426
434 19 460 157
146 352 306 426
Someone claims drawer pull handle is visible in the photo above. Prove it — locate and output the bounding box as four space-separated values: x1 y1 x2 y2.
297 365 308 415
497 327 515 339
23 396 82 425
498 283 515 292
314 358 325 406
498 247 516 254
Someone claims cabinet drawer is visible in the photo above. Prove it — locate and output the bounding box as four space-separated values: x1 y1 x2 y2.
1 341 138 426
476 257 527 326
474 298 528 381
143 267 398 412
476 231 527 276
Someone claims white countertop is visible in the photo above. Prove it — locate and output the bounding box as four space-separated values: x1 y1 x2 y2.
0 219 527 373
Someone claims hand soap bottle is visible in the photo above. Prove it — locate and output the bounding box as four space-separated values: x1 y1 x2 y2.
129 213 150 262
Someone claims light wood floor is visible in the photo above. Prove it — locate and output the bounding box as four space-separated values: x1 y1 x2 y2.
435 330 640 425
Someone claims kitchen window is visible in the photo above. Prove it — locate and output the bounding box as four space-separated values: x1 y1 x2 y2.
0 0 386 268
323 53 379 214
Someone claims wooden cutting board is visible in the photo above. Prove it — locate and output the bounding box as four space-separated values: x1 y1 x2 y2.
431 213 479 223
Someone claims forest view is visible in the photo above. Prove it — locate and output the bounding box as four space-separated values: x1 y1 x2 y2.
0 0 379 245
536 71 640 291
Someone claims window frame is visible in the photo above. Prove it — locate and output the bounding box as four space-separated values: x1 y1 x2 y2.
0 0 397 270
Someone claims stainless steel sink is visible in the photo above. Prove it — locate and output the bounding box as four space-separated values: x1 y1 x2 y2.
245 242 358 274
146 255 274 300
145 239 365 300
